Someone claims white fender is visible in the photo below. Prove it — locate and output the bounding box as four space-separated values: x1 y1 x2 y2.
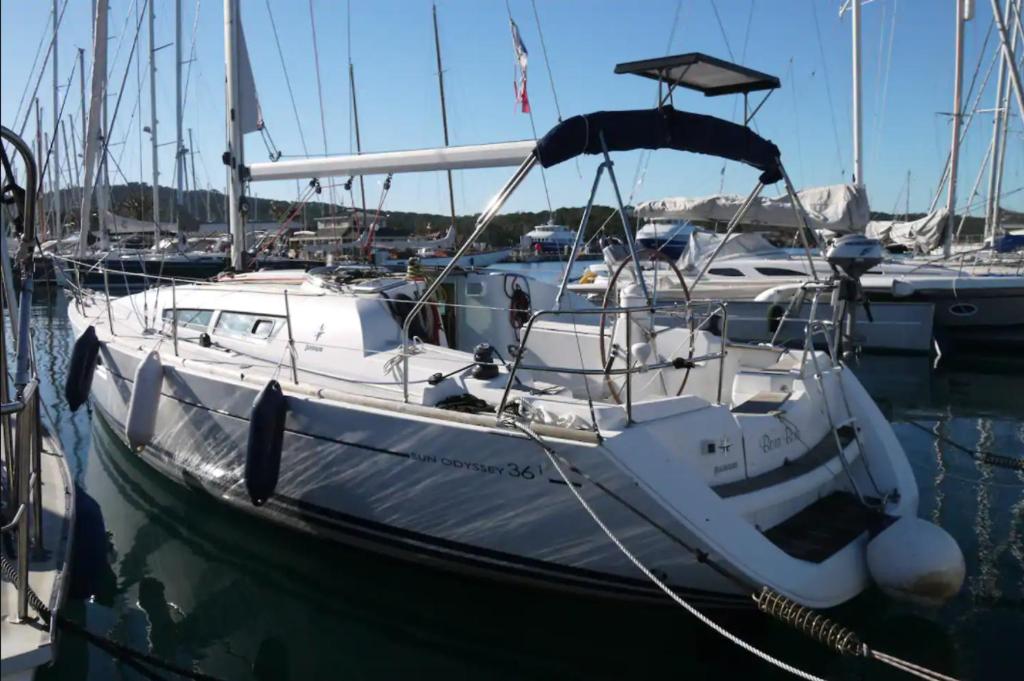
867 516 965 605
125 351 164 451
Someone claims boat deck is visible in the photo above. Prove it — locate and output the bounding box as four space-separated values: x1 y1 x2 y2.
1 430 75 680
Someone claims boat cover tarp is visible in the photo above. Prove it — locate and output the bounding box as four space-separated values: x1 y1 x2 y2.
865 210 948 253
636 184 870 234
994 231 1024 253
535 107 783 184
103 211 176 235
679 231 781 271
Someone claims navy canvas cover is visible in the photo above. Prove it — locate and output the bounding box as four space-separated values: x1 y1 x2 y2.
535 107 783 184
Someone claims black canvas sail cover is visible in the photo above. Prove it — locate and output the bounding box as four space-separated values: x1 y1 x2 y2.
535 107 783 184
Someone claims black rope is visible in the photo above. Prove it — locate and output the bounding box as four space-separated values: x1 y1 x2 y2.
0 554 226 681
903 420 1024 471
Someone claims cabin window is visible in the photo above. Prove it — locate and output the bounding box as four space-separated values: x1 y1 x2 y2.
755 267 805 277
215 312 282 340
162 308 213 330
709 268 744 277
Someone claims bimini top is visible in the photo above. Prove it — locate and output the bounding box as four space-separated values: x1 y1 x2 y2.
535 107 783 184
614 52 780 97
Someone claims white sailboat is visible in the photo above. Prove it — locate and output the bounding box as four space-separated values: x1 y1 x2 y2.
61 4 966 612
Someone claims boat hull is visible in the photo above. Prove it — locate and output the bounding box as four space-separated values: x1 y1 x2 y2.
85 344 750 606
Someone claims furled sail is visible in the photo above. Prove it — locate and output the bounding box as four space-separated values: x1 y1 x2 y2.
636 184 871 234
865 210 948 254
103 211 177 235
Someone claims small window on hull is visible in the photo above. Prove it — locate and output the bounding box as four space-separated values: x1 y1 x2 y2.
709 268 744 277
215 312 283 340
162 308 213 330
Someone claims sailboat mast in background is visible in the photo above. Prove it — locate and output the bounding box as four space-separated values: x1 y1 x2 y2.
433 2 457 229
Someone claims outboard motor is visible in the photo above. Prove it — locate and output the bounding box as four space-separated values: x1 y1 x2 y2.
825 235 884 358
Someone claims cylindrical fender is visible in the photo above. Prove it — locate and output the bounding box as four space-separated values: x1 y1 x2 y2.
245 380 288 506
125 351 164 450
65 326 101 411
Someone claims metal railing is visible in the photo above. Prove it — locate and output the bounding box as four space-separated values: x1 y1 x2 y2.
1 380 44 622
493 301 731 426
2 124 46 623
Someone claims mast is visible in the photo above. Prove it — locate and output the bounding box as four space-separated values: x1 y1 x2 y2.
78 0 107 256
79 48 86 153
349 63 367 232
35 100 47 239
851 0 864 186
97 8 110 250
148 0 160 246
188 127 198 217
985 0 1012 241
991 0 1024 120
52 0 62 237
174 0 185 246
990 0 1024 237
432 3 457 229
943 0 967 257
224 0 246 271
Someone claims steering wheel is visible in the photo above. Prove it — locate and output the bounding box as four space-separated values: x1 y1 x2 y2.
596 250 694 404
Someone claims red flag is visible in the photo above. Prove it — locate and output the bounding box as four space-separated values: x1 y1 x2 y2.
510 19 530 114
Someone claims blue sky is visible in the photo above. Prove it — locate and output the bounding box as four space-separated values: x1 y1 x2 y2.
2 0 1021 219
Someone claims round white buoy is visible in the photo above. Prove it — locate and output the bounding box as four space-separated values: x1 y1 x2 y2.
125 351 164 451
867 516 965 605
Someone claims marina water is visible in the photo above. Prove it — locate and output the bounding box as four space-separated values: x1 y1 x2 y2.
27 275 1022 680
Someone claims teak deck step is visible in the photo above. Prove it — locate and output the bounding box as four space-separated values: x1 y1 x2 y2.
763 491 893 563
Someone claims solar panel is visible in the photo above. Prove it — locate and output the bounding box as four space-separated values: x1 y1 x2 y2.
614 52 780 97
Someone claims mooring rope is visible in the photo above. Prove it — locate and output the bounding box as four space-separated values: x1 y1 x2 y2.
903 420 1024 471
506 420 964 681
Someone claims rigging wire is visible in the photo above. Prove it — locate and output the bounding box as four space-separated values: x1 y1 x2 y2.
707 0 737 61
308 0 338 215
265 0 309 157
809 0 847 177
927 22 999 214
505 1 553 217
14 0 71 140
35 57 79 197
870 0 899 169
626 0 684 208
11 8 54 138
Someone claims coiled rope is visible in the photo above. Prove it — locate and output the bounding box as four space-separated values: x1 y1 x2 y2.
507 420 963 681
